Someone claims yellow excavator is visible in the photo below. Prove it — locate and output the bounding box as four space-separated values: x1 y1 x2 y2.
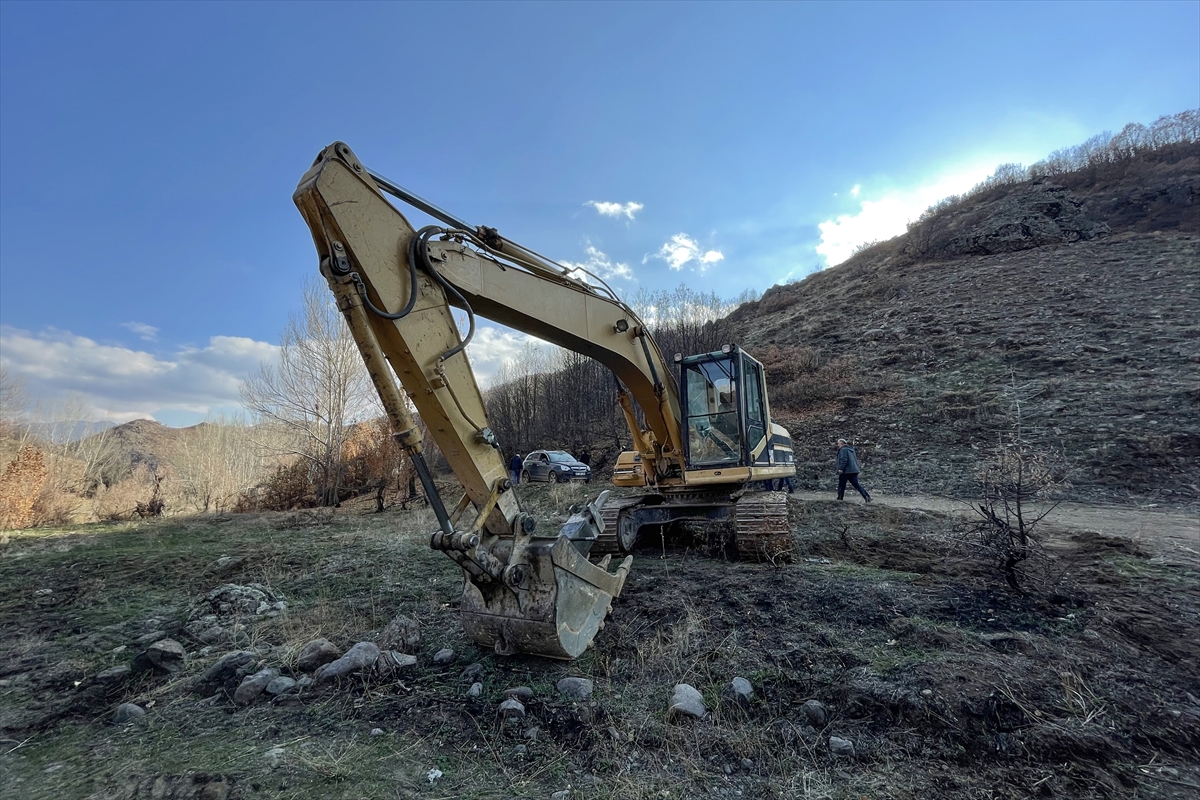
294 142 797 660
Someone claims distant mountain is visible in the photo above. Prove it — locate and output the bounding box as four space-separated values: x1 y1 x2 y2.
729 141 1199 503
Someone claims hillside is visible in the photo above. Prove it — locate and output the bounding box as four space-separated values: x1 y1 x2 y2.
730 143 1199 505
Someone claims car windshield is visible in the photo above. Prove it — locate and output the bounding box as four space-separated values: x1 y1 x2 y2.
548 452 574 463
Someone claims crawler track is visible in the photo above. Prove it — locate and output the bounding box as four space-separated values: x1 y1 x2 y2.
733 491 792 562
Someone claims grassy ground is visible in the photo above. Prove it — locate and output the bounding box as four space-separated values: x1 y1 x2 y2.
2 485 1198 799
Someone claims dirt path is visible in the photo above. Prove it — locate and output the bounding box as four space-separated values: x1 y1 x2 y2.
793 490 1200 567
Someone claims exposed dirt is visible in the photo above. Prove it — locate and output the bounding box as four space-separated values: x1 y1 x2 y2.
2 490 1198 799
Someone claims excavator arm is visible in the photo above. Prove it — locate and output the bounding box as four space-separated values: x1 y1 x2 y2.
293 141 674 659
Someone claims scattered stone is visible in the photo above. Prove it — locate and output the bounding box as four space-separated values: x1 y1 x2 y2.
263 746 286 765
667 683 707 721
432 648 456 666
829 736 856 757
551 790 570 800
512 744 527 756
467 682 483 698
921 689 933 698
254 642 273 655
498 698 526 719
109 645 127 656
724 676 753 706
315 642 381 684
799 725 818 739
132 638 187 674
296 676 314 689
504 686 534 702
296 639 341 672
606 726 622 741
112 703 146 724
265 676 297 696
741 758 754 769
461 662 486 682
234 667 278 705
134 630 169 647
370 727 384 737
557 677 594 700
801 699 829 727
96 665 131 683
378 614 422 654
524 726 540 741
203 651 257 684
375 650 418 677
197 583 285 617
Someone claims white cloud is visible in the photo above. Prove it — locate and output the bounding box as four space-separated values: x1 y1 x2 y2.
586 201 644 220
120 321 159 341
0 325 278 423
850 185 860 197
816 166 996 268
645 233 724 272
561 241 635 284
464 325 540 387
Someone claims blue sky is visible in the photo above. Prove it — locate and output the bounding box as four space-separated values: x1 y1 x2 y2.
1 1 1197 425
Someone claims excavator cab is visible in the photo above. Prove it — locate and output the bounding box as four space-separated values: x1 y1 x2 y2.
680 345 769 470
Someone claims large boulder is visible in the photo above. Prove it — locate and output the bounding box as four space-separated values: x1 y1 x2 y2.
667 684 707 721
295 639 341 673
131 638 186 674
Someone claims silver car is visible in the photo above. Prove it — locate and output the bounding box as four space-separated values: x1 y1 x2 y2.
521 450 592 483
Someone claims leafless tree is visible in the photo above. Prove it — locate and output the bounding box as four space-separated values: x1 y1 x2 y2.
241 278 376 506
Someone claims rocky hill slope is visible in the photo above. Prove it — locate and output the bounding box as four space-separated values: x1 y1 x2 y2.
731 142 1199 504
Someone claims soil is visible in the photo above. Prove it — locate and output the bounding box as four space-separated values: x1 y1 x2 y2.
2 488 1198 799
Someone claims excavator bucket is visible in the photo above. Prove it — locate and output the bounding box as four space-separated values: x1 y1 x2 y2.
436 491 633 660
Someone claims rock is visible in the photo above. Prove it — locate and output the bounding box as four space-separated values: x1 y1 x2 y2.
134 630 169 646
234 668 278 705
296 639 341 672
461 662 486 682
467 682 483 698
498 698 526 719
724 677 753 706
667 683 707 721
504 686 534 702
315 642 380 683
801 699 829 727
370 727 384 737
512 744 527 756
265 676 297 696
799 724 818 738
296 676 314 689
96 665 131 683
203 650 257 684
132 638 186 674
378 614 422 654
921 689 933 698
862 328 886 341
375 650 418 677
741 758 754 769
551 790 570 800
191 583 285 619
556 677 594 700
524 726 540 740
829 736 856 757
432 648 456 666
112 703 145 724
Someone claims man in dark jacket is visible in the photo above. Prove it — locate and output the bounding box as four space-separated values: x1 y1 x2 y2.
836 438 871 502
509 453 523 485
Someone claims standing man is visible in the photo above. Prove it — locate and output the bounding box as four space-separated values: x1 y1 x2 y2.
509 453 523 485
836 438 871 502
579 448 591 467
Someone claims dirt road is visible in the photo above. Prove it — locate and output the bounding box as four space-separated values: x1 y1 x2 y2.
793 490 1200 567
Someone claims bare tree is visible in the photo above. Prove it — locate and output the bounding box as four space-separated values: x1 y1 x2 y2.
241 279 376 506
0 366 28 431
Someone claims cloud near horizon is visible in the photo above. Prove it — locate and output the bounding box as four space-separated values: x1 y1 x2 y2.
120 321 159 341
586 200 643 220
0 325 278 423
816 167 995 267
645 233 724 272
